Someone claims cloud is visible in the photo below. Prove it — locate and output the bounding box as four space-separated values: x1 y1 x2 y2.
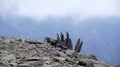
0 0 120 21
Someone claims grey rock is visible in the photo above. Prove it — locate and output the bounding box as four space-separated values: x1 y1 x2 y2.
2 54 16 62
65 50 75 56
53 57 66 62
74 38 83 53
25 40 42 44
0 36 109 67
88 54 98 61
60 32 64 42
17 64 30 67
57 33 60 43
66 39 73 50
65 32 73 50
44 37 51 43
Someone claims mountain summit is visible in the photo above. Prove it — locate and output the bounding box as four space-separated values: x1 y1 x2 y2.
0 34 110 67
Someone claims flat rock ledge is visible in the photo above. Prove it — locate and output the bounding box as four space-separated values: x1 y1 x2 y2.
0 36 110 67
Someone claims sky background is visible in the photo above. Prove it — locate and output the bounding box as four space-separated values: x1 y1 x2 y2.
0 0 120 66
0 0 120 21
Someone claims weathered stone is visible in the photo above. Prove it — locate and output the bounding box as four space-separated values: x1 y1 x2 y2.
2 54 16 62
88 54 98 61
85 61 94 67
84 59 109 67
44 37 51 43
53 57 66 62
25 40 42 44
17 64 30 67
65 32 69 44
66 39 73 50
60 32 64 42
57 33 60 43
65 50 75 56
77 60 87 66
74 38 83 53
0 36 110 67
44 37 56 46
64 32 73 50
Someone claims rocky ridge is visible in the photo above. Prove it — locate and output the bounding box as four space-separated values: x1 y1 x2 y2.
0 33 110 67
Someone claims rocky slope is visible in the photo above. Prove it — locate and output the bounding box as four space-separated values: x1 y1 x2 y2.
0 35 110 67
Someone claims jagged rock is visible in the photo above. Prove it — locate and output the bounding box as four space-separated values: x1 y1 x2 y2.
60 32 64 42
44 37 51 43
88 54 98 61
0 36 110 67
66 39 73 50
66 32 69 38
57 33 60 43
65 32 73 50
74 38 83 53
56 42 64 47
65 50 75 56
65 32 69 44
44 37 56 46
44 32 73 50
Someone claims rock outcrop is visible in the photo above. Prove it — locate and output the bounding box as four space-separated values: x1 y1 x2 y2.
0 35 110 67
44 32 82 51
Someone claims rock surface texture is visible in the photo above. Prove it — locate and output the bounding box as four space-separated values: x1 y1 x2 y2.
0 35 110 67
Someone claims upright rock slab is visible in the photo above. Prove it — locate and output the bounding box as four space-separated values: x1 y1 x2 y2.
74 38 83 53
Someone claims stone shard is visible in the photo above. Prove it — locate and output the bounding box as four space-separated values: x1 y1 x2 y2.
66 32 69 38
60 32 64 42
25 40 42 44
66 39 73 50
65 32 69 44
74 38 83 53
57 33 60 43
65 32 73 50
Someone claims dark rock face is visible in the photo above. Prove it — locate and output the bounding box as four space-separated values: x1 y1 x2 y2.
74 38 83 53
44 32 83 51
56 33 60 43
44 32 73 50
0 36 109 67
60 32 64 42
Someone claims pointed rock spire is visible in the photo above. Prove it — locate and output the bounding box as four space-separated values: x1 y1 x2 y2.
57 33 60 42
67 39 73 50
60 32 64 42
74 38 83 53
65 32 73 50
66 32 69 44
66 32 69 40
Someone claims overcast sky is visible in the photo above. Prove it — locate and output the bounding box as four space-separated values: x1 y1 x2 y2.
0 0 120 21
